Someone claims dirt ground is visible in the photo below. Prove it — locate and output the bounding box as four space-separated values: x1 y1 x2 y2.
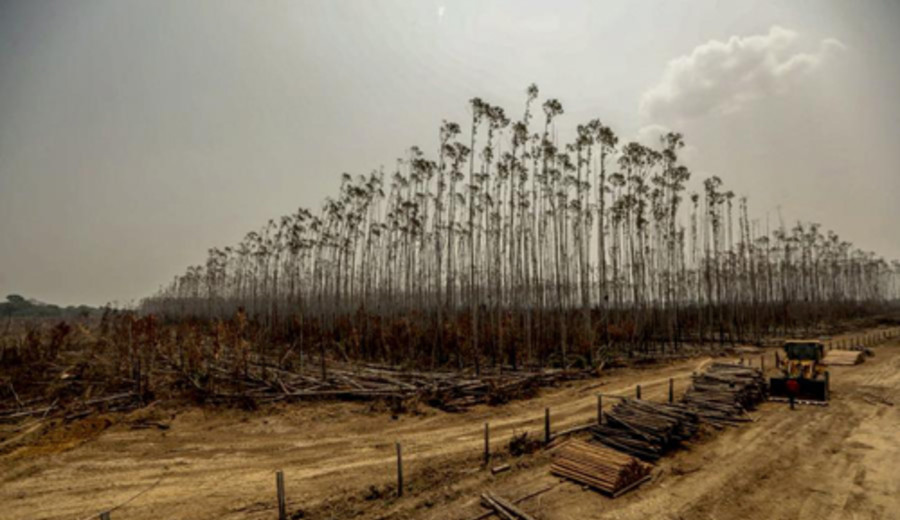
2 331 898 520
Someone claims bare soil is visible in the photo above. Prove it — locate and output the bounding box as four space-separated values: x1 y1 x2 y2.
2 332 898 520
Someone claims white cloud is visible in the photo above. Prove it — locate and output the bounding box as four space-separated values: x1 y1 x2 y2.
636 123 672 147
640 26 845 124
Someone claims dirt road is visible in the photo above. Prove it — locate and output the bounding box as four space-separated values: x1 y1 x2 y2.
519 340 900 520
2 335 898 520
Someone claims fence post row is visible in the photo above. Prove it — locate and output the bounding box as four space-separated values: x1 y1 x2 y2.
249 327 900 515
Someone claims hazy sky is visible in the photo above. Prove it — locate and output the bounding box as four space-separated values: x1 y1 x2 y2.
1 0 899 306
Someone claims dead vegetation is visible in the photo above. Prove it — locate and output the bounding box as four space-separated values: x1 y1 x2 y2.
0 310 895 439
0 310 600 437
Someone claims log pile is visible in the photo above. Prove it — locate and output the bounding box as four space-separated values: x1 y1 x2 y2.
681 363 766 425
589 398 699 461
203 361 594 412
821 349 865 366
2 354 595 424
551 439 652 496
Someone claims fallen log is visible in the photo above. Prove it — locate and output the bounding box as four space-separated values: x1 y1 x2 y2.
480 492 536 520
491 464 510 475
466 485 557 520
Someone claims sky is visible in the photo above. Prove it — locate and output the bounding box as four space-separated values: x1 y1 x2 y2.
1 0 899 306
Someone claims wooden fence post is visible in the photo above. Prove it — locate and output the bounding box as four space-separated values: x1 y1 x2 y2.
544 408 551 445
483 423 490 466
668 378 674 403
636 384 641 399
276 470 286 520
396 442 403 497
597 394 602 425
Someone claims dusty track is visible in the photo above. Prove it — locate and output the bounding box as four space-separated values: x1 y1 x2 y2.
1 335 898 520
516 340 900 520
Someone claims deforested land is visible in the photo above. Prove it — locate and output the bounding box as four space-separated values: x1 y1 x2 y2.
3 87 900 520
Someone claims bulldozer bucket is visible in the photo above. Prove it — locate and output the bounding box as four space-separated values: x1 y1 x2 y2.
769 377 829 403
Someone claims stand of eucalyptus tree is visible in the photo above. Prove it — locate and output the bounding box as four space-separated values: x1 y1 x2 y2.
142 85 900 370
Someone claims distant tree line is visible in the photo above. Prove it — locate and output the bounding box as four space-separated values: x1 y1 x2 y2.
142 85 900 370
1 294 98 319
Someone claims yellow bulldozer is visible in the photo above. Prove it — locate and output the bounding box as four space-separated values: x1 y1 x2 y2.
770 340 830 405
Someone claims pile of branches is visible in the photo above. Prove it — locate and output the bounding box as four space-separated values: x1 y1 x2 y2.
681 362 767 426
198 361 594 412
508 431 543 456
551 439 652 496
0 319 150 425
423 369 589 411
589 398 699 461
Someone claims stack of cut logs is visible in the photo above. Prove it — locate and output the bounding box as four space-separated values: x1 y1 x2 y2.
681 363 766 426
587 363 766 461
589 398 699 461
551 439 652 496
821 349 865 366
